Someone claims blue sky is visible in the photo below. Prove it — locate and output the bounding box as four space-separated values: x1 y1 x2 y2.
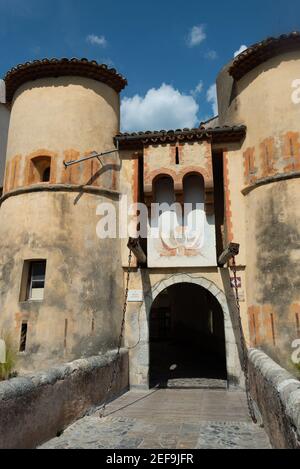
0 0 300 131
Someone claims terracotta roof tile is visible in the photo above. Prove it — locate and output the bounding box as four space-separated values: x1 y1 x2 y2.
4 58 127 102
115 125 246 148
229 32 300 80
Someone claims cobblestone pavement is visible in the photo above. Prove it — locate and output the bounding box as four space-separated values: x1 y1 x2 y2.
39 389 271 450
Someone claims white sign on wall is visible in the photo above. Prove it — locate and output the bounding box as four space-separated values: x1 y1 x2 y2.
128 290 144 302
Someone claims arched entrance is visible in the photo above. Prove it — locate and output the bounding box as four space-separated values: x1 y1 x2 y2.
149 283 227 388
128 274 243 390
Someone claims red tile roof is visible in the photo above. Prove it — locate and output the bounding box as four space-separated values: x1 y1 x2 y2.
115 125 246 149
229 32 300 80
4 58 127 102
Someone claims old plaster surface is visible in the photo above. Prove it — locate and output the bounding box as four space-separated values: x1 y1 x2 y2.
217 51 300 371
0 191 123 372
0 103 9 188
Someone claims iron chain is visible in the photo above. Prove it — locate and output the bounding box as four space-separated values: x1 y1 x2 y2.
100 250 133 419
99 251 258 424
231 257 257 424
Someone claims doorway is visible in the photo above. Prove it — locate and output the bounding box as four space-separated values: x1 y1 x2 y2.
149 283 227 388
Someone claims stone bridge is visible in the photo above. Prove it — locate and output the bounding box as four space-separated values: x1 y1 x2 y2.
0 349 299 449
39 388 270 450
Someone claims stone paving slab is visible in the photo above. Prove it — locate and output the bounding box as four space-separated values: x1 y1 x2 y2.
39 390 271 450
166 378 227 389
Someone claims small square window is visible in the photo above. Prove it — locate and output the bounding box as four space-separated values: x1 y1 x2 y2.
20 260 47 302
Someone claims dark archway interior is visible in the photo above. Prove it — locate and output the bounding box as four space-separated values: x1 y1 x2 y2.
149 283 227 388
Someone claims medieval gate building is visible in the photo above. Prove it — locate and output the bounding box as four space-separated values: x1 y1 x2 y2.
0 32 300 391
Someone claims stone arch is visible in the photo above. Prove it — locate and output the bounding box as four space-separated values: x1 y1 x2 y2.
129 273 243 389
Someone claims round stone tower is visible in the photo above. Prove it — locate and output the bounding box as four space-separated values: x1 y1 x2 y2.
217 33 300 370
0 59 127 372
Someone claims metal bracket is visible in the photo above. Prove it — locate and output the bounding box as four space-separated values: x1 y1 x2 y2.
63 141 119 168
218 243 240 266
127 237 147 264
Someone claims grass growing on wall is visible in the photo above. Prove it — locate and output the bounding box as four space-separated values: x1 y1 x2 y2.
0 333 17 381
294 362 300 380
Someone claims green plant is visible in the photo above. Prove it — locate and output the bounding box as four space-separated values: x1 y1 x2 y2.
288 358 300 380
0 333 17 381
294 362 300 376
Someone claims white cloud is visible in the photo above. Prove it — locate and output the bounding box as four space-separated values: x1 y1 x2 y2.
191 81 204 98
206 84 218 116
234 44 247 57
121 84 199 132
205 50 218 60
86 34 107 48
187 25 206 47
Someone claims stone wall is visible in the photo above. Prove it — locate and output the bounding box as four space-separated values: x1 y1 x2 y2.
0 350 129 449
249 348 300 449
0 103 9 190
217 49 300 373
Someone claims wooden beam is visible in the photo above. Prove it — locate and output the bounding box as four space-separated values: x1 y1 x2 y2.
127 238 147 264
218 243 240 266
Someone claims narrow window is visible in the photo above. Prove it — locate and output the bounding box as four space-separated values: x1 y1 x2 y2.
42 167 51 182
270 313 276 346
253 314 257 347
64 319 68 352
175 147 180 165
153 176 178 236
183 174 205 237
154 176 175 206
212 151 225 258
20 322 28 352
29 156 51 184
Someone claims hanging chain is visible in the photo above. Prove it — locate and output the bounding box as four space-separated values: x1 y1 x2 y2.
231 257 257 424
99 250 257 423
99 250 133 419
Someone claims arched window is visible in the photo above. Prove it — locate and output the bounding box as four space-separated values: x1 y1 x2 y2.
183 174 205 249
152 175 180 242
183 173 205 209
154 175 175 205
29 156 51 184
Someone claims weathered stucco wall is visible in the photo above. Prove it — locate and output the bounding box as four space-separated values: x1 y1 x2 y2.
0 350 129 449
4 76 120 194
246 180 300 369
0 74 124 373
249 348 300 449
0 103 10 189
0 191 123 372
217 51 300 371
